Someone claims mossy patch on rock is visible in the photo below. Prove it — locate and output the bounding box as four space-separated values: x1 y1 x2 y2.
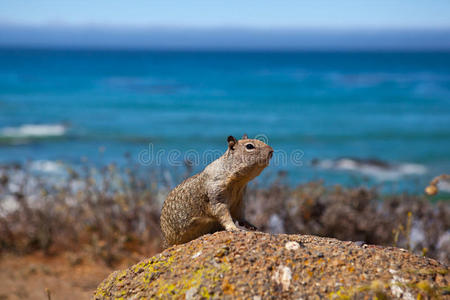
94 231 449 299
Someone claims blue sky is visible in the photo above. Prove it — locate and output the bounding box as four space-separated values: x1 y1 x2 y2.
1 1 450 49
1 0 450 29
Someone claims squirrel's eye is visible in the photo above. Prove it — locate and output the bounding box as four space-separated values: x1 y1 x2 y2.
246 144 255 150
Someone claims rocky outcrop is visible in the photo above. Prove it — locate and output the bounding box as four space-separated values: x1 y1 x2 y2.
94 231 449 299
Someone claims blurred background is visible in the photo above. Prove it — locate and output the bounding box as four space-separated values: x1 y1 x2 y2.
0 1 449 298
1 0 450 192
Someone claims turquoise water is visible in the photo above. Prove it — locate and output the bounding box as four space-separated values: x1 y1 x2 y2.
1 49 449 192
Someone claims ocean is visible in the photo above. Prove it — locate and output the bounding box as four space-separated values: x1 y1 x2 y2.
1 49 449 193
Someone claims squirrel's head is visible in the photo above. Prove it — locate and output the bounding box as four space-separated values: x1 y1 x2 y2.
224 134 273 181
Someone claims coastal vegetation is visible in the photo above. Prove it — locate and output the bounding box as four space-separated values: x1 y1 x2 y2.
0 161 448 267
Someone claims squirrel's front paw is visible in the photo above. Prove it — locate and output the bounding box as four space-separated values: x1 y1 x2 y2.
224 223 242 232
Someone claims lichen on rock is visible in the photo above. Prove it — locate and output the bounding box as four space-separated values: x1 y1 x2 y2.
94 231 449 299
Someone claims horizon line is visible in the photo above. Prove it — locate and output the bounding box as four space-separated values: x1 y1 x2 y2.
2 22 450 32
2 46 450 52
2 25 450 50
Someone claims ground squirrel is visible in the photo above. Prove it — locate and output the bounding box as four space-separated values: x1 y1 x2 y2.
160 134 273 248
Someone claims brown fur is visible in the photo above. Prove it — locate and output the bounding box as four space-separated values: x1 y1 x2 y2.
160 135 273 248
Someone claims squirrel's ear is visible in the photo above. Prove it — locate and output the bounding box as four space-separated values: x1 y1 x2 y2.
242 133 248 139
227 136 237 150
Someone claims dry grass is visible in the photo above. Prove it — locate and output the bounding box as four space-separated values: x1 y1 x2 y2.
0 162 449 266
0 161 163 266
247 177 449 264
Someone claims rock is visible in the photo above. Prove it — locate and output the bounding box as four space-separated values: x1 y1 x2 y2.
93 231 449 299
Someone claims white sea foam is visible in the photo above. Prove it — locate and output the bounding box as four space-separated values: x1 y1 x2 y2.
30 160 64 173
313 158 427 181
0 124 66 138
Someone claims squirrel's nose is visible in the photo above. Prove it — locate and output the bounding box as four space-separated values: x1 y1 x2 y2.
268 150 274 159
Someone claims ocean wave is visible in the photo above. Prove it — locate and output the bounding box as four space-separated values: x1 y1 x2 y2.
0 124 67 139
102 76 184 94
312 157 427 181
29 160 65 173
325 72 450 88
